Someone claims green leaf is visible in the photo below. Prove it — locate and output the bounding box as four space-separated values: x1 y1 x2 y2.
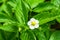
0 8 2 12
23 1 30 10
51 0 60 7
1 3 12 17
0 30 4 40
0 0 6 2
0 12 10 22
0 30 17 40
56 16 60 23
5 32 17 40
7 1 16 8
33 29 46 40
0 12 16 23
0 23 18 32
15 0 28 25
20 30 36 40
41 24 50 40
49 31 60 40
33 10 60 25
39 24 50 32
33 2 55 12
25 0 44 8
0 0 3 2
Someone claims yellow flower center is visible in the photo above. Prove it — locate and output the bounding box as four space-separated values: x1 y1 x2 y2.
31 21 36 26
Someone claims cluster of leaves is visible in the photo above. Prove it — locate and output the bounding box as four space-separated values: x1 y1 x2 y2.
0 0 60 40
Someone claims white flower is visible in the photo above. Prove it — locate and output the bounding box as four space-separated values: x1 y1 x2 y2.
27 18 39 29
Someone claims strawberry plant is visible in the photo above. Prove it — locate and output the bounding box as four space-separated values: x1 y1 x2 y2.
0 0 60 40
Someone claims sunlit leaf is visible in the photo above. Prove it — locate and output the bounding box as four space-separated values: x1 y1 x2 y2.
25 0 44 8
15 0 28 25
33 29 46 40
20 30 36 40
0 23 18 32
49 31 60 40
33 2 55 12
33 10 60 25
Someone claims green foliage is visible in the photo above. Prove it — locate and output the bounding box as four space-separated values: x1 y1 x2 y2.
25 0 44 8
20 30 36 40
33 2 55 12
0 0 60 40
49 31 60 40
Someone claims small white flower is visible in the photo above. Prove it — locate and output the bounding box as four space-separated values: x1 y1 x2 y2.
27 18 39 29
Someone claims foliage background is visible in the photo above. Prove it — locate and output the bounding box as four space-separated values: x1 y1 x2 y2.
0 0 60 40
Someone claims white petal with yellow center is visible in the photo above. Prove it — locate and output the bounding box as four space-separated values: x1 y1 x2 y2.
27 18 39 29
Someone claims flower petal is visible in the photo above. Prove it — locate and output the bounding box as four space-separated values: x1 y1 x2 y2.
35 20 39 24
30 18 35 21
35 24 39 28
27 18 39 30
29 26 35 29
27 21 31 26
